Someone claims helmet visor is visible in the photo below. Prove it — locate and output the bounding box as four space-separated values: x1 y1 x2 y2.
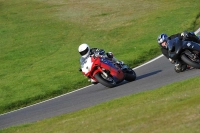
79 47 89 56
158 38 164 44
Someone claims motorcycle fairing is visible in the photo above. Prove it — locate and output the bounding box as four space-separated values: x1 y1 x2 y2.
168 37 200 60
182 41 200 52
92 57 124 82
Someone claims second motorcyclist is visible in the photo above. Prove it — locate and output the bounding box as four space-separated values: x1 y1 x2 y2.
157 31 200 72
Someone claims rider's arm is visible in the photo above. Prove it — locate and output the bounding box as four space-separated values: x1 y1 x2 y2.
178 31 200 43
161 47 175 63
161 48 175 64
169 33 182 40
90 48 99 55
90 48 105 57
161 47 169 59
80 57 85 69
187 32 200 43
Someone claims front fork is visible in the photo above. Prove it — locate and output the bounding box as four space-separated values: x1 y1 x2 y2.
97 67 108 78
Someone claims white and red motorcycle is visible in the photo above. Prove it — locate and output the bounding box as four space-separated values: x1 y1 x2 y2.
81 55 136 88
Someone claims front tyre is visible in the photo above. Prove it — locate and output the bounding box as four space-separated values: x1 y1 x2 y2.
181 54 200 68
94 72 116 88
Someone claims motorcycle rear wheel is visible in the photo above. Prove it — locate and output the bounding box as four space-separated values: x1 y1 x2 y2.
181 54 200 68
94 72 116 88
124 68 136 81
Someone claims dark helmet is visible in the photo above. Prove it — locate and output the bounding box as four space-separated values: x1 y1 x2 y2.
157 33 168 46
106 52 114 58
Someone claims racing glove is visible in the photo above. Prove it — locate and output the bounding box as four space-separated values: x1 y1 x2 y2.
169 58 175 64
181 31 189 40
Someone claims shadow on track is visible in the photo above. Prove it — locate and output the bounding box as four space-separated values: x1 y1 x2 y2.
107 70 162 88
136 70 162 80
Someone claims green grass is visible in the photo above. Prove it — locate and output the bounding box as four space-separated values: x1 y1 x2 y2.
1 76 200 133
0 0 200 114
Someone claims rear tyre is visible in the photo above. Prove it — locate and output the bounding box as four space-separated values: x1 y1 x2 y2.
94 72 116 88
124 68 136 81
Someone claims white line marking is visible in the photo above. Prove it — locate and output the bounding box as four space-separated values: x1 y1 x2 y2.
133 54 163 70
0 85 93 116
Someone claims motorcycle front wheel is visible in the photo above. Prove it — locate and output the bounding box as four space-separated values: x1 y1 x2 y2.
181 54 200 69
94 72 116 88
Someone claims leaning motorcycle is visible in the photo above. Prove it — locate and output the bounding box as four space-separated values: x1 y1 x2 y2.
81 55 136 88
168 37 200 72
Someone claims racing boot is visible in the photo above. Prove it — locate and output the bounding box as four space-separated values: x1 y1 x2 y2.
116 61 131 71
174 62 187 73
174 60 182 73
89 79 98 85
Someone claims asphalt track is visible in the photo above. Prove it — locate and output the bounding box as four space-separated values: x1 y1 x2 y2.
0 30 200 130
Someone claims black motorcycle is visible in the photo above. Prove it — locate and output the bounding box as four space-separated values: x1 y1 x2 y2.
168 37 200 72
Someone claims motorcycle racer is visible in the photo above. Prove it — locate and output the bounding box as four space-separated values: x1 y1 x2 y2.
157 31 200 72
78 43 128 84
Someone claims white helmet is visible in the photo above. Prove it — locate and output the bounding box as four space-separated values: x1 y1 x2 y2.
78 43 90 58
